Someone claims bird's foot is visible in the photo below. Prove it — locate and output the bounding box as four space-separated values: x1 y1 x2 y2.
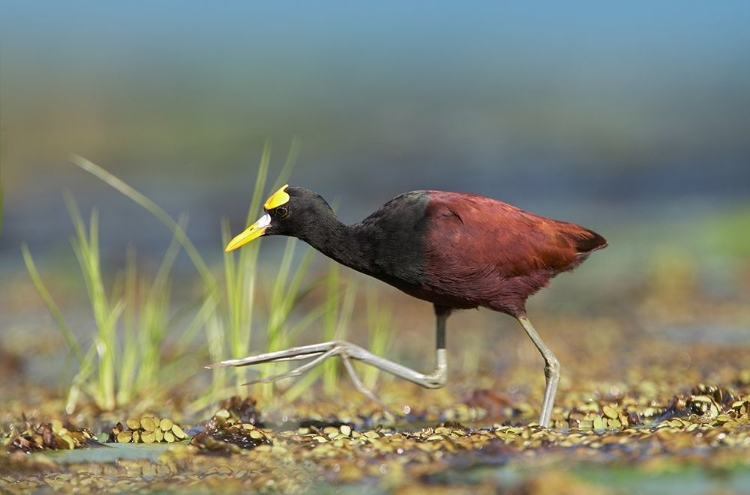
207 340 448 407
207 341 389 408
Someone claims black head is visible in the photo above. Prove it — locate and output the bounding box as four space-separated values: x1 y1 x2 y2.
225 185 334 251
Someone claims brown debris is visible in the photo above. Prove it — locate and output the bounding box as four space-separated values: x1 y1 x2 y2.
7 419 98 453
190 402 272 455
463 388 514 420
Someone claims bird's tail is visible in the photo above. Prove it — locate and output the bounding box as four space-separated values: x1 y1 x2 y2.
572 228 608 255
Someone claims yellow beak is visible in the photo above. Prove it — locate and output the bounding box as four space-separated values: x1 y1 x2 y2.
225 213 272 252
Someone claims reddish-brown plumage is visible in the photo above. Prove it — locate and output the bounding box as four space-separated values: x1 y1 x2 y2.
418 191 607 316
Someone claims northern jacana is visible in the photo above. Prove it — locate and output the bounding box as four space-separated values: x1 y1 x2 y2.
211 185 607 427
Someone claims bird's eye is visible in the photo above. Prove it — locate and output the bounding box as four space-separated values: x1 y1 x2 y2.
276 206 289 219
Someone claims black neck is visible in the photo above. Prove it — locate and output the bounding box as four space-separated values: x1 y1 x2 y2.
297 214 373 274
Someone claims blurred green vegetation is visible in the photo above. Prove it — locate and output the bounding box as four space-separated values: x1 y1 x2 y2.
0 180 4 239
709 205 750 257
21 150 402 412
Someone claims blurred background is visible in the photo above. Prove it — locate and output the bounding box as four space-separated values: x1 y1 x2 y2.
1 2 749 393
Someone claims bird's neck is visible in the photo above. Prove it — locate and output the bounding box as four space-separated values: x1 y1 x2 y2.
299 216 373 274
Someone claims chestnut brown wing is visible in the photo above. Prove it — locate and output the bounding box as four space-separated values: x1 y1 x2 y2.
422 192 605 315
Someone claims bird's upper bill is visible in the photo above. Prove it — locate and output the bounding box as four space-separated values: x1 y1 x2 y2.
225 184 290 252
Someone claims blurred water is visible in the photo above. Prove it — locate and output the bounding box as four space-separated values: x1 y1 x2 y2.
1 2 749 269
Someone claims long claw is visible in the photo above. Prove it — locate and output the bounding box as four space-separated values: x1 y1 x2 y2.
244 346 343 385
206 342 338 369
340 354 389 411
206 340 448 406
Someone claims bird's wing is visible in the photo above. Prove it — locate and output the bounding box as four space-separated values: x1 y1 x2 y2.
424 193 601 279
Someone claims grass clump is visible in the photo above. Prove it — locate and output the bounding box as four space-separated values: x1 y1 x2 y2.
22 195 200 412
23 195 122 412
24 142 398 412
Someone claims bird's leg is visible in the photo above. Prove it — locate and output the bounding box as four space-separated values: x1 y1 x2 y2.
235 343 387 408
516 316 560 428
206 312 450 401
208 340 448 389
432 305 449 387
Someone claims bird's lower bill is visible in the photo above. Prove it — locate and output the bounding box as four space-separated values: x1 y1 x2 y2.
225 213 271 252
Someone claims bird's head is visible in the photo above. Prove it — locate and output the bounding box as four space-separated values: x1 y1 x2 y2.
225 185 332 251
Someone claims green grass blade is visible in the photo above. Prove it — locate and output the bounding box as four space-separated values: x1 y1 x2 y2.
97 297 125 410
150 213 187 299
320 262 340 390
262 238 297 386
172 293 220 354
244 142 271 225
118 245 139 405
64 192 121 410
21 244 84 361
135 213 187 390
279 300 329 402
271 137 301 191
222 219 249 357
204 311 227 402
65 345 98 414
70 154 216 292
363 290 394 389
221 139 301 392
223 142 275 390
323 277 358 394
270 239 297 321
282 245 317 312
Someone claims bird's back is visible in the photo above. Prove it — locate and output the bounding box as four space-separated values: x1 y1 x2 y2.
416 191 605 315
351 190 606 316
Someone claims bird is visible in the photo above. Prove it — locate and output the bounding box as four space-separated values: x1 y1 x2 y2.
211 184 607 427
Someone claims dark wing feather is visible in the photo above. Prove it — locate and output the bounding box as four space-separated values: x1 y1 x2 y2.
422 192 606 315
